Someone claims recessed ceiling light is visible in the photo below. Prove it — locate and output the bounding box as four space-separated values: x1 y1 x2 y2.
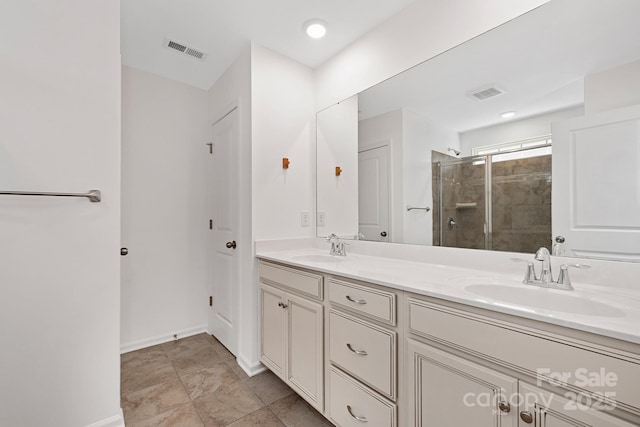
303 19 327 39
501 111 516 119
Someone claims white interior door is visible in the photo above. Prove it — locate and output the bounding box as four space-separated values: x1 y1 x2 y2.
358 145 390 241
552 104 640 261
207 108 239 355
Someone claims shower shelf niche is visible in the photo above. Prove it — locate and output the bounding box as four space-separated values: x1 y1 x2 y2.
455 202 477 209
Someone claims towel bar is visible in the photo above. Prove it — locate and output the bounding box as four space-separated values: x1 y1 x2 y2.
0 189 101 203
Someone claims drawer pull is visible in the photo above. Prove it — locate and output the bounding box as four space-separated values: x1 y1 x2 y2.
346 343 368 356
347 405 368 422
346 295 367 304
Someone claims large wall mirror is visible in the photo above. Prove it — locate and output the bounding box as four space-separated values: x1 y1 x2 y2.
316 0 640 262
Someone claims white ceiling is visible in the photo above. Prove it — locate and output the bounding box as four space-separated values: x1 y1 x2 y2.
358 0 640 133
121 0 416 90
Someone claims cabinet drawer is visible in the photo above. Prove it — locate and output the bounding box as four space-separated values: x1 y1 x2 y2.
330 310 396 400
408 297 640 415
330 367 396 427
259 261 323 300
329 278 396 325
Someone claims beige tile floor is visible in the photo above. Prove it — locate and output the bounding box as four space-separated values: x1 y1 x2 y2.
121 333 334 427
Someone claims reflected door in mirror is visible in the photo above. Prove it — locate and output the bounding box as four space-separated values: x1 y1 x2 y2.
553 104 640 262
358 146 390 242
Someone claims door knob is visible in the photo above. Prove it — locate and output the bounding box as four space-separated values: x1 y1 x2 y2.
226 240 237 249
121 248 128 256
380 231 387 237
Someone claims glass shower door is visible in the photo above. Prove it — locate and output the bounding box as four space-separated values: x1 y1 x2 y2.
490 153 552 253
436 157 488 250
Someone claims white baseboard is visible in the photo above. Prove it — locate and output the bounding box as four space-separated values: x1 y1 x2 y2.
120 325 209 354
237 355 267 377
86 409 124 427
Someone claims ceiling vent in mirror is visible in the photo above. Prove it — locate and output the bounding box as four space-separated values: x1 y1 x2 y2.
468 84 506 101
165 38 207 61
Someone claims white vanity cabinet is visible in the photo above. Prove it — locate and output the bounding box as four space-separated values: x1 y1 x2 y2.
259 261 324 412
406 296 640 427
518 382 637 427
327 278 398 427
256 256 640 427
407 339 518 426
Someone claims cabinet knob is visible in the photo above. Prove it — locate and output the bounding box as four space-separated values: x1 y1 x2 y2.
498 401 511 413
346 405 368 423
226 240 237 249
520 411 533 423
120 247 128 256
277 302 288 309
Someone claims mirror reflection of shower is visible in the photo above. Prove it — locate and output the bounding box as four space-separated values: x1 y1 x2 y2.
433 144 552 254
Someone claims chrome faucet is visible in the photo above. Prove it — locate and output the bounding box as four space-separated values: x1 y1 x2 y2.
326 234 347 256
535 247 553 284
511 247 590 291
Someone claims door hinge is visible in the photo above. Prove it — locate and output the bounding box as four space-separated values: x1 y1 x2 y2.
209 219 213 230
209 296 213 306
206 142 213 154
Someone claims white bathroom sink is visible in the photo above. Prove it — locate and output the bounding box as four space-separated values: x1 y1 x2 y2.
465 284 625 318
291 254 345 263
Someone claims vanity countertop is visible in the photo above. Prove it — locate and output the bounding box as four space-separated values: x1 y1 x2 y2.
256 247 640 345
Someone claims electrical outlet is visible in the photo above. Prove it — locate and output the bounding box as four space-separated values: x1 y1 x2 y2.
300 211 310 227
317 211 326 227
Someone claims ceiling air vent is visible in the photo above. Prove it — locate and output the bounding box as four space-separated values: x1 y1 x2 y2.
468 84 506 101
165 38 207 61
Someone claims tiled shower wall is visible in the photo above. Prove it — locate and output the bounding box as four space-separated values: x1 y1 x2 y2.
432 153 551 253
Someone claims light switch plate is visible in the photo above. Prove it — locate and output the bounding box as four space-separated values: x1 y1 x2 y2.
317 211 326 227
301 211 310 227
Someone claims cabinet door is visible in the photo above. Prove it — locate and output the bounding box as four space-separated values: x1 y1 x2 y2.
260 284 286 380
287 292 324 412
408 339 518 427
519 383 636 427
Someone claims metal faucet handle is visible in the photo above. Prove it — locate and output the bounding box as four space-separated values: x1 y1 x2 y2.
327 234 341 255
556 263 591 289
511 258 537 283
336 242 349 256
326 233 338 242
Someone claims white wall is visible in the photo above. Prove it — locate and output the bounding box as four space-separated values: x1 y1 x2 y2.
121 66 209 352
315 0 550 110
402 109 459 245
251 44 316 241
358 110 404 242
245 44 316 372
317 96 359 238
207 48 255 371
0 1 122 426
459 106 584 154
585 60 640 114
